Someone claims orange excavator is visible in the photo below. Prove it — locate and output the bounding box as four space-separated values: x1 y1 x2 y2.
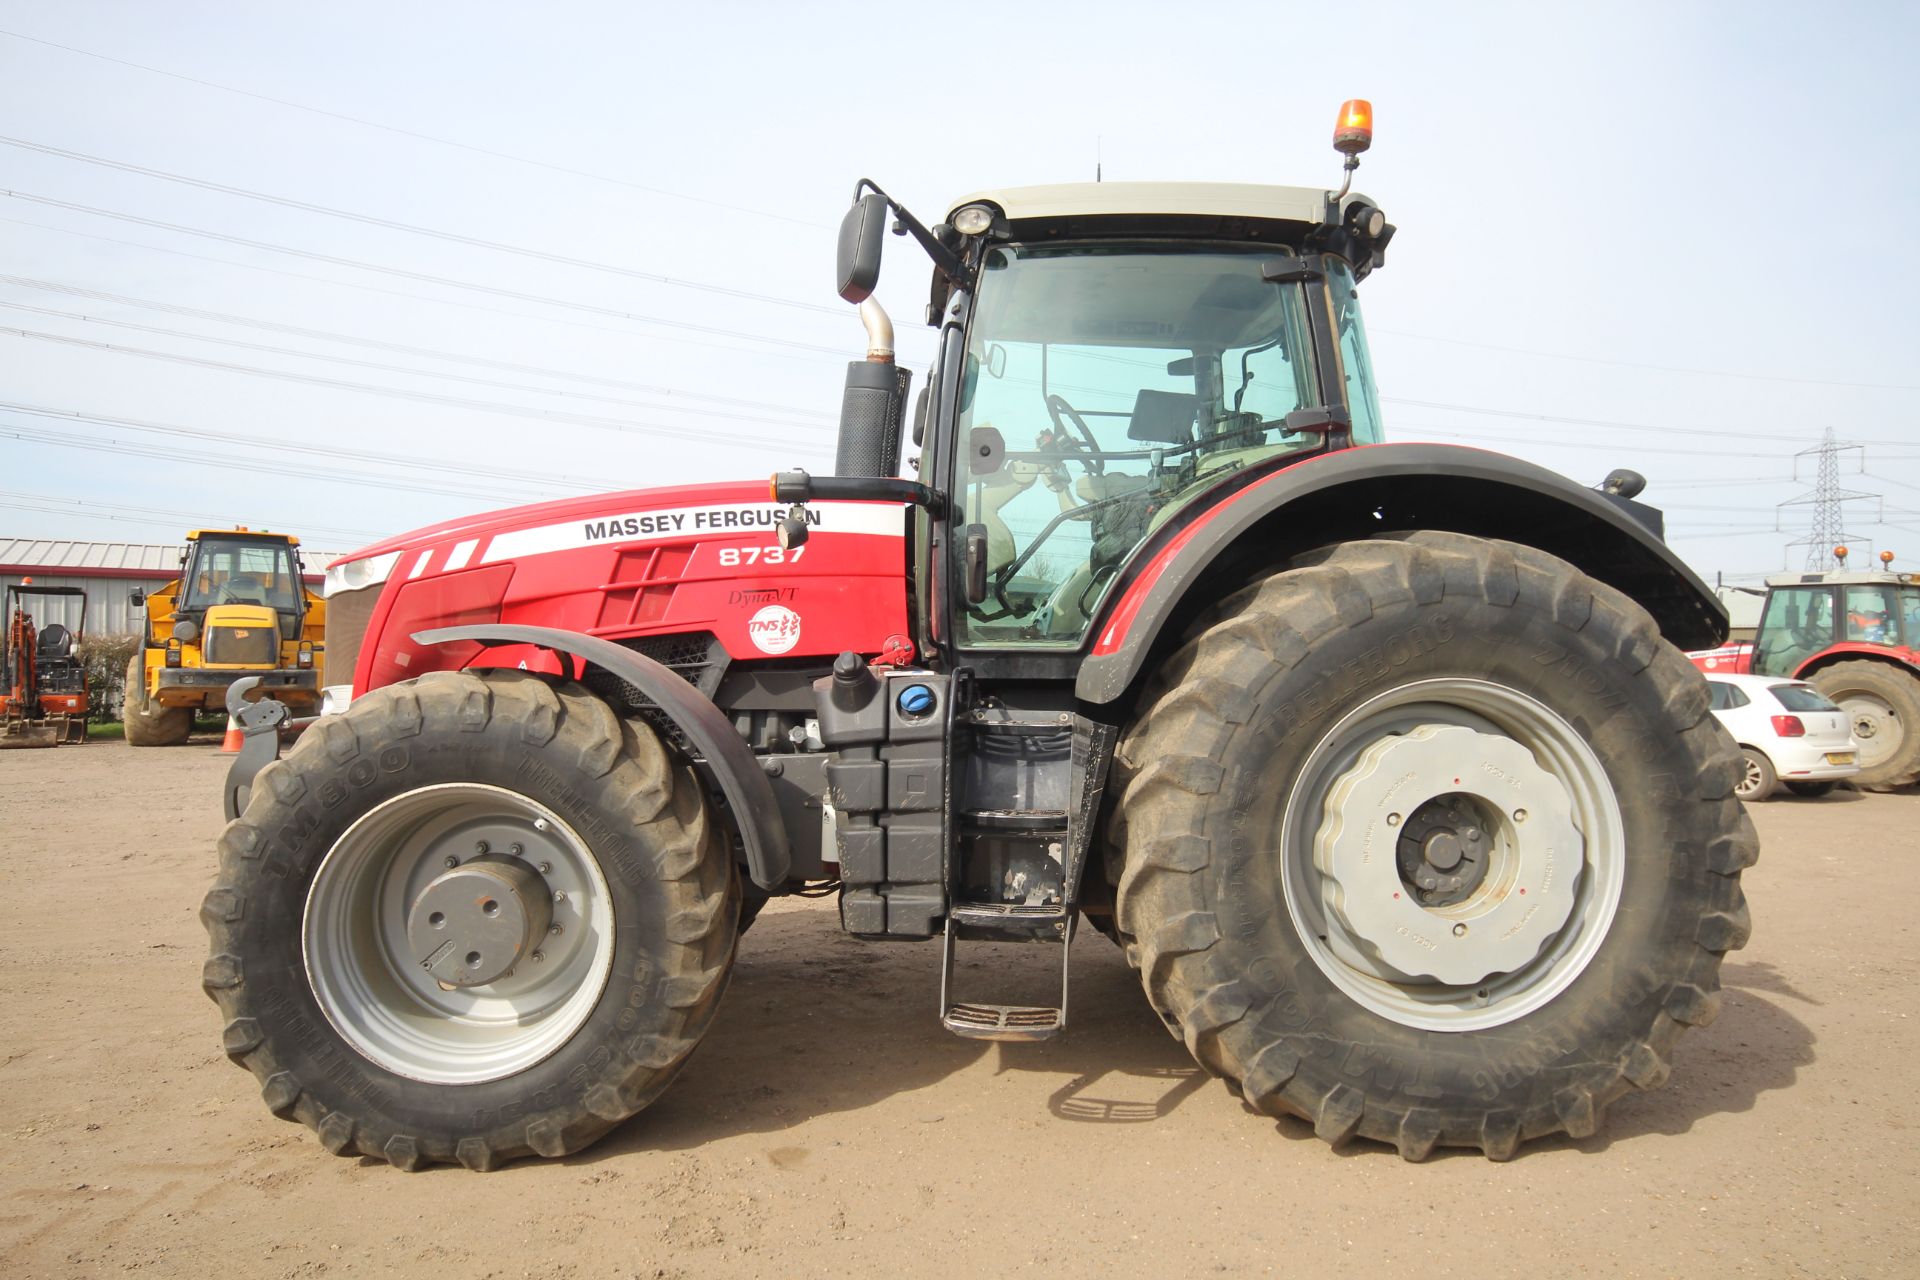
1 580 90 748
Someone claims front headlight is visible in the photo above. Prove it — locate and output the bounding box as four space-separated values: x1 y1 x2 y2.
322 550 402 599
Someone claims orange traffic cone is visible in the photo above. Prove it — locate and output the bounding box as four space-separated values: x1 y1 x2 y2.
220 713 245 753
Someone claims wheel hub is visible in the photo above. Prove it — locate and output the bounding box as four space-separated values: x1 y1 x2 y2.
1315 724 1584 985
405 856 552 987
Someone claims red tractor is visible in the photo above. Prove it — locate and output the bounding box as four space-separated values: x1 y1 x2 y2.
1 580 90 748
206 107 1754 1169
1691 549 1920 789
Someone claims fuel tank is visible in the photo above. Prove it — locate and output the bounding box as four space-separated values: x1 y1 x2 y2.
324 480 911 700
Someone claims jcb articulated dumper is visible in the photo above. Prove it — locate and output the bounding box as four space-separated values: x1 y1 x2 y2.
208 105 1754 1169
125 528 325 745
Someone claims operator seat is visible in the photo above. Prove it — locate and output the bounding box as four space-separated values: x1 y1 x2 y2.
36 622 74 661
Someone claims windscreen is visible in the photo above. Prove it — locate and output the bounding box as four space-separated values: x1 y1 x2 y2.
182 538 303 617
955 242 1343 648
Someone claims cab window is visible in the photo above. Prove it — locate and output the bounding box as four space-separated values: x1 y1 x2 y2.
1754 586 1834 675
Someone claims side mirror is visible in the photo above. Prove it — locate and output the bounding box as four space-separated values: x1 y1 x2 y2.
985 344 1007 379
836 192 889 304
129 590 146 607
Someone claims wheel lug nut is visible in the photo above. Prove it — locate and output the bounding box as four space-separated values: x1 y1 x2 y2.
538 862 552 874
443 856 459 868
530 950 544 963
552 890 566 903
475 841 490 854
510 843 524 856
549 924 563 936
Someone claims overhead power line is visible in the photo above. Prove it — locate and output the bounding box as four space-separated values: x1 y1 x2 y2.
0 215 889 369
0 300 832 431
0 28 826 230
0 190 862 358
0 274 833 420
0 490 380 542
0 401 611 495
0 135 844 317
1372 327 1920 393
0 325 837 451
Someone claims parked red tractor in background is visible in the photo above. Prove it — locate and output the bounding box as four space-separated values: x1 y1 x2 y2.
1 579 90 748
1691 547 1920 789
205 104 1755 1171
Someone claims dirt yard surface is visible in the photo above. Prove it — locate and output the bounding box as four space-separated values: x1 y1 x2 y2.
2 740 1915 1279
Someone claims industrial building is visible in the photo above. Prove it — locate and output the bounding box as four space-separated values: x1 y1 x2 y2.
0 538 338 637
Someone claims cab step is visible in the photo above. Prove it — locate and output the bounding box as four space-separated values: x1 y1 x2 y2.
938 904 1074 1042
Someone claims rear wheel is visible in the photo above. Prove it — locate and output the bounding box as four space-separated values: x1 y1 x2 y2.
202 670 738 1170
1734 748 1777 802
121 653 191 746
1108 532 1754 1160
1806 660 1920 790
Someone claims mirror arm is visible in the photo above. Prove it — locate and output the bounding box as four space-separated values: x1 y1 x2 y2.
851 177 969 288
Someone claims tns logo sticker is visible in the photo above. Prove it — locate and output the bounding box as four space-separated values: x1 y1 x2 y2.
747 605 802 655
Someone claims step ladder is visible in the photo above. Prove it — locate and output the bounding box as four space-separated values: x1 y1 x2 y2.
939 903 1074 1042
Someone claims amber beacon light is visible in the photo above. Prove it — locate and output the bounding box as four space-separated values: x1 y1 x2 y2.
1334 99 1374 155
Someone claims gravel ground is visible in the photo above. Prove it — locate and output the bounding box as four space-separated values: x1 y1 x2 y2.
1 739 1914 1278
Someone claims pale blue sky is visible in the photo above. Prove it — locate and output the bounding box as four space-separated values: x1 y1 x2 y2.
2 0 1916 578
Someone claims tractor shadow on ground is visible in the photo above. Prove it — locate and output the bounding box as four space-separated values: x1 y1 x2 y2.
570 904 1204 1165
1250 956 1818 1163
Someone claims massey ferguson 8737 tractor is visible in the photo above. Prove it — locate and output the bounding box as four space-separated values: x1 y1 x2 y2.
204 105 1755 1169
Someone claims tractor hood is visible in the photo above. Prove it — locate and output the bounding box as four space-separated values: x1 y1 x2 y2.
324 480 912 701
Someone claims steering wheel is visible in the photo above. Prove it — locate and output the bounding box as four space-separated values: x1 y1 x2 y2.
1044 394 1104 476
218 575 264 604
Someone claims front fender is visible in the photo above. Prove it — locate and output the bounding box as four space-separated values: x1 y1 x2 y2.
415 624 791 890
1077 443 1726 705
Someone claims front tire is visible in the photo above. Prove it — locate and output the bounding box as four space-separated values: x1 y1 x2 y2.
1108 532 1755 1160
201 670 738 1170
121 652 191 746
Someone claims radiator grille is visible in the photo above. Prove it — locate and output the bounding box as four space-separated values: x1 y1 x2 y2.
324 584 378 690
203 624 277 667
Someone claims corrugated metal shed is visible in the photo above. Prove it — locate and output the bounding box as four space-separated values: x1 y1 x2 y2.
1 538 340 638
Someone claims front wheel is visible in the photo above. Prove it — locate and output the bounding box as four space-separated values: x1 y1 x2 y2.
201 670 738 1170
121 652 191 746
1108 532 1754 1160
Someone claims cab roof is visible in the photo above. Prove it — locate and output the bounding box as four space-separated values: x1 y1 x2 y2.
947 182 1351 228
187 529 301 545
1765 570 1917 587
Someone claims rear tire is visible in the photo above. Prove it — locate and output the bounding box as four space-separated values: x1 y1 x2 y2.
1734 748 1777 802
121 653 191 746
1108 532 1754 1160
1806 659 1920 790
201 670 738 1170
1784 780 1838 798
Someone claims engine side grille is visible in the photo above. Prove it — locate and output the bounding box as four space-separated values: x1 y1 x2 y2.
324 584 378 691
203 624 278 667
582 631 729 750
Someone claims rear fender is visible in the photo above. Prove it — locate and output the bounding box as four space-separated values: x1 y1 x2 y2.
1076 443 1727 705
415 624 792 890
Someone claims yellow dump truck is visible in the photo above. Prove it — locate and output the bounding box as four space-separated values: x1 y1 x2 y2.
123 529 325 746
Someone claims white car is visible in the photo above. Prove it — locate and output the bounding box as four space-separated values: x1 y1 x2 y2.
1706 673 1860 801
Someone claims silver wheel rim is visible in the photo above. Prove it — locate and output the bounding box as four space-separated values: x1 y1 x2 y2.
1837 692 1901 769
1279 678 1626 1032
1736 752 1768 800
304 783 616 1084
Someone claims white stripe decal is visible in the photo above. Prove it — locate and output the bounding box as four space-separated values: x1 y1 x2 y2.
444 539 479 571
481 500 905 565
407 549 433 579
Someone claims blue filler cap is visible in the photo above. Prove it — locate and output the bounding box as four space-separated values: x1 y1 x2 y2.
897 683 936 717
